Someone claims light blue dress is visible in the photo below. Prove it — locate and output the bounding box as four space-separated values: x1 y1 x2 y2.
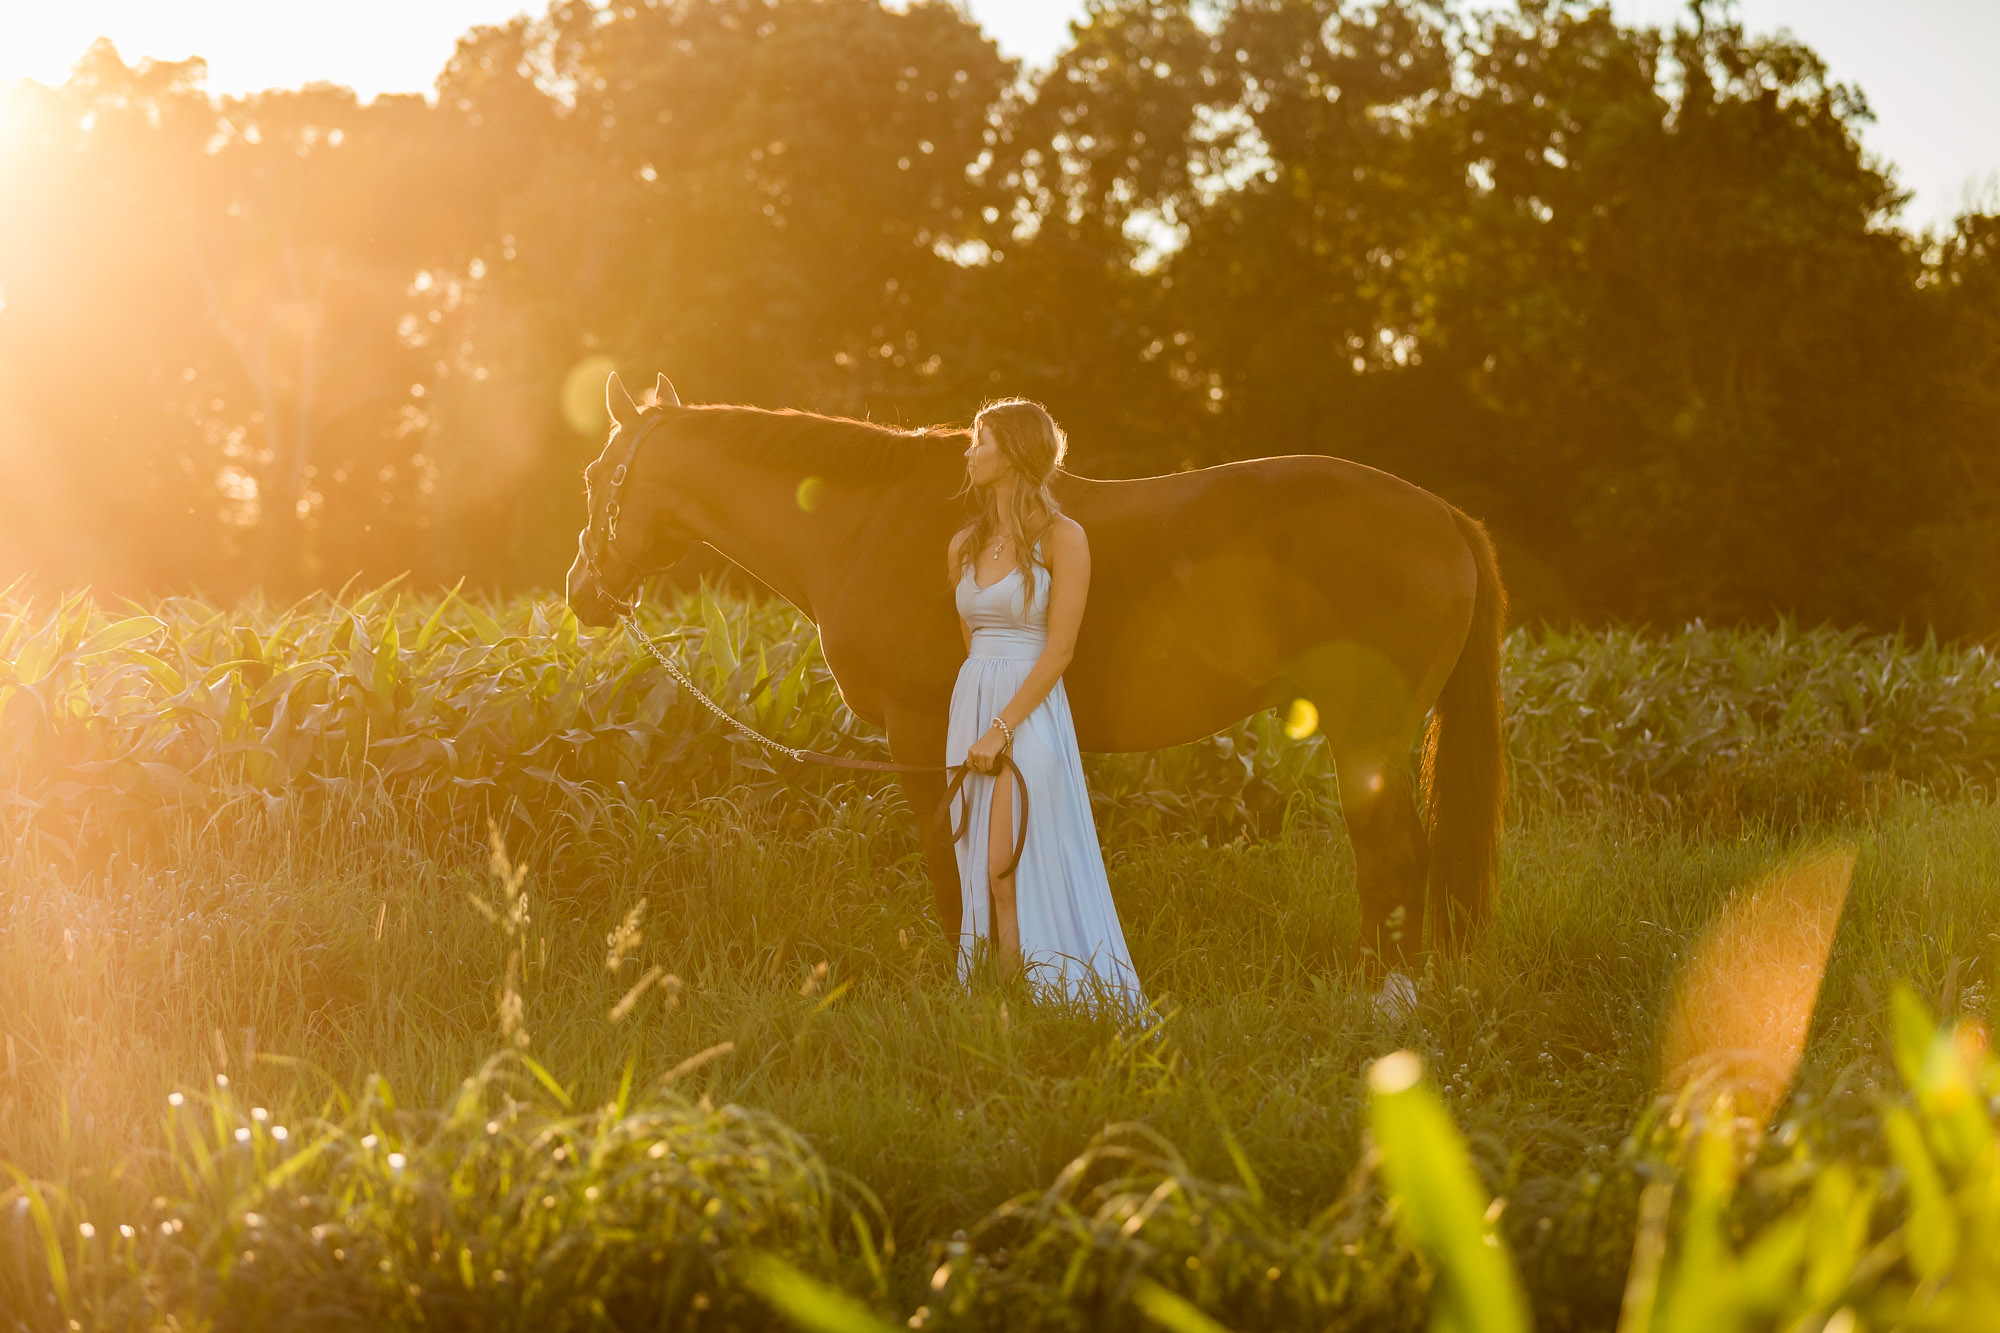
946 536 1147 1016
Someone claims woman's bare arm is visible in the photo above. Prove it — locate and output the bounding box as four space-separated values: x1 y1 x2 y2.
995 517 1088 730
946 531 971 653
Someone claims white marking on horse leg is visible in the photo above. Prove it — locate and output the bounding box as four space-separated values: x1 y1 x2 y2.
1372 970 1418 1022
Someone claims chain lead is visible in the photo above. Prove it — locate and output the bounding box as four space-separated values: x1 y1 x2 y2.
620 611 806 762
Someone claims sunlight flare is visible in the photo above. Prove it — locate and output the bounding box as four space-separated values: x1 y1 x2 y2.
561 354 619 434
1658 844 1857 1124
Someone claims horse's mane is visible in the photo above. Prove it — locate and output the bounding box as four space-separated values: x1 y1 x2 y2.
661 402 967 480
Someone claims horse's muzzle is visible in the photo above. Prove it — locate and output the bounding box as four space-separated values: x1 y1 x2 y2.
564 555 626 629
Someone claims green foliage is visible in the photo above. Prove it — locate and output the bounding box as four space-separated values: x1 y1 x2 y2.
1367 1053 1529 1333
13 590 2000 1327
10 588 2000 867
0 585 866 863
736 1252 901 1333
1608 984 2000 1332
5 751 2000 1328
919 1051 1526 1332
4 1061 879 1331
1502 620 2000 819
919 1116 1426 1331
16 986 2000 1331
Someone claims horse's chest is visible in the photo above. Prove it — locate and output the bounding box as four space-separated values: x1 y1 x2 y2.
812 632 877 720
816 626 942 727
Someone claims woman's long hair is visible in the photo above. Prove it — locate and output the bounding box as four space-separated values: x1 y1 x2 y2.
950 399 1068 606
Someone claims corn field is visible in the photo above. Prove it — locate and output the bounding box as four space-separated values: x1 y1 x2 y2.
5 586 1999 862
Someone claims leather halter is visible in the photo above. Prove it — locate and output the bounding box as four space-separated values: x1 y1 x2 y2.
579 409 673 611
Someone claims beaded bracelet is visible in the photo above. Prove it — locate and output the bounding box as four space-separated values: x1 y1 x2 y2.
990 716 1015 749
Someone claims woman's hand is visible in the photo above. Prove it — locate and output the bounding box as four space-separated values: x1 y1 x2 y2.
966 724 1009 775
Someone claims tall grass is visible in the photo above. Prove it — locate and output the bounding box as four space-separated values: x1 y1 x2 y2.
6 588 2000 1327
4 781 1999 1327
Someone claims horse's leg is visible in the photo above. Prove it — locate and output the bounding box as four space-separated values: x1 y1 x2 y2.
986 765 1021 974
1288 644 1434 977
1331 742 1430 979
885 707 959 940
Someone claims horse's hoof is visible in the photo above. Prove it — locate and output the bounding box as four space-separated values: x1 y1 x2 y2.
1372 970 1418 1022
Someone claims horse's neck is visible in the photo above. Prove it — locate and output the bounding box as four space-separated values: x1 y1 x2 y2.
674 456 864 618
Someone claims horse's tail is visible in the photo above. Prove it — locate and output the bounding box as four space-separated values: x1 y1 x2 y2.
1421 508 1507 952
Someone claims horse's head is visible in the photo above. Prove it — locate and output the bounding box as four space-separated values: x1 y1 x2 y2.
565 370 700 627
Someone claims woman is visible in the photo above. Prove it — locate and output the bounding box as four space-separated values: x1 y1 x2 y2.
944 399 1146 1015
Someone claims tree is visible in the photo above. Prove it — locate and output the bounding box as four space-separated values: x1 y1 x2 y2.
421 0 1018 586
3 1 1997 634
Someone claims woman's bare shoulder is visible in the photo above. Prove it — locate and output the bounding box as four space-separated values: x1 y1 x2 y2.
1045 514 1089 559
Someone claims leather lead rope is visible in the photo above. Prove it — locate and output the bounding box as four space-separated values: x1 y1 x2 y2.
619 611 1030 879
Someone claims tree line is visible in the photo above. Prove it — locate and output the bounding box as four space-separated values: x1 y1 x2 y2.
1 0 1996 630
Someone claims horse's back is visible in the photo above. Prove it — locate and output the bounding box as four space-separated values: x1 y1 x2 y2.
1062 451 1453 533
1054 454 1479 751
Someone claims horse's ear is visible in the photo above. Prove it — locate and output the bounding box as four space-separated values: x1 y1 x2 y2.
654 374 681 408
606 371 639 428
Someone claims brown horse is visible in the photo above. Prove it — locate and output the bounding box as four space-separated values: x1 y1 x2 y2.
566 372 1505 968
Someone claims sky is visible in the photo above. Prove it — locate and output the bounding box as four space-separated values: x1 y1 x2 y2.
4 0 1995 228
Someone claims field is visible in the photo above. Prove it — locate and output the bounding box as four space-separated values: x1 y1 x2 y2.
4 586 2000 1330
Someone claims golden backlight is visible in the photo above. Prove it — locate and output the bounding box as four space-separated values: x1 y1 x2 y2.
1658 845 1858 1124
